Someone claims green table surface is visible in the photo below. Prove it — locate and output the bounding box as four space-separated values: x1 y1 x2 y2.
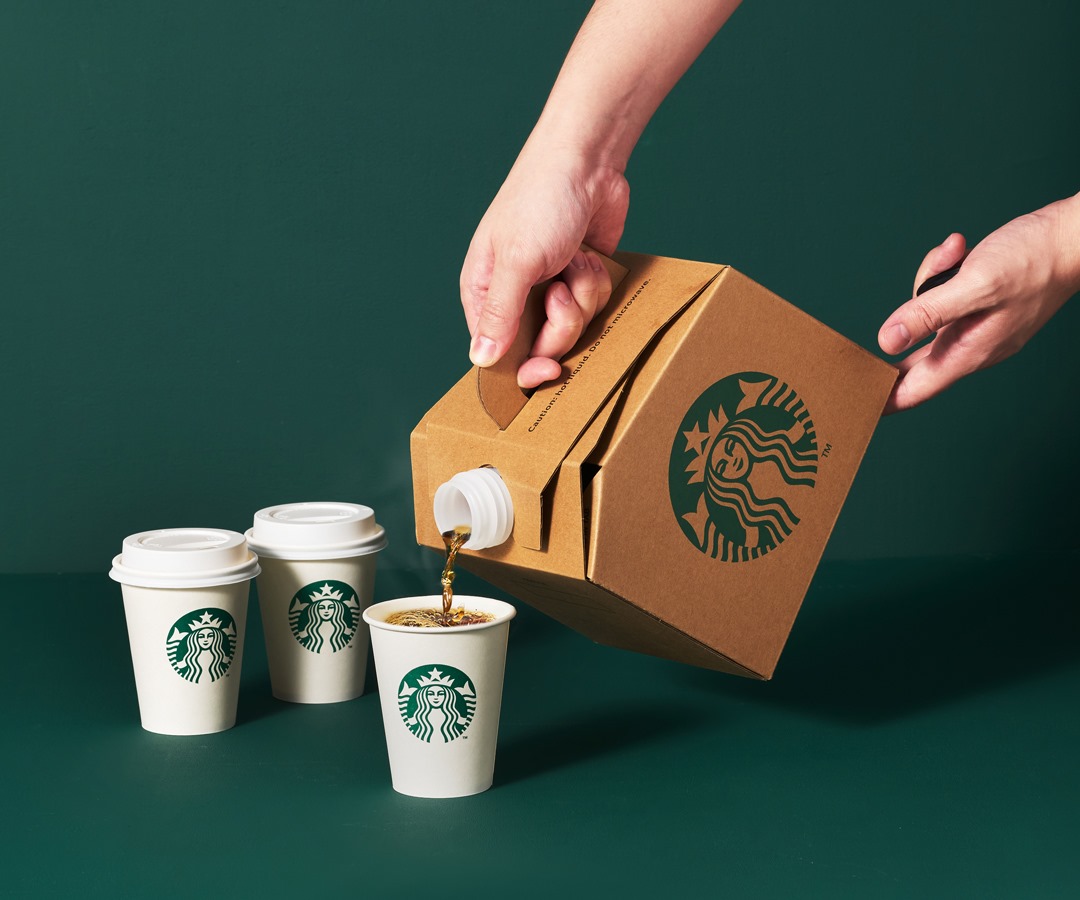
3 556 1078 898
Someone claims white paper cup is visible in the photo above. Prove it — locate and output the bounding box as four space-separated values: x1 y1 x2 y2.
109 528 260 735
245 502 386 704
364 595 515 799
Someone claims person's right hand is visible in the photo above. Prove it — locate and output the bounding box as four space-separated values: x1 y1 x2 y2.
460 145 630 388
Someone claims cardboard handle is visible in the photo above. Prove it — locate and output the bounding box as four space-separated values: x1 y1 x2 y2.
477 246 629 430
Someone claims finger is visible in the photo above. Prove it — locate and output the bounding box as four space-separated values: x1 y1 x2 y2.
883 319 987 413
555 249 613 323
881 344 931 414
913 233 968 295
516 251 614 390
878 270 985 355
559 250 601 322
470 248 546 367
460 238 494 338
879 233 968 355
517 356 562 390
584 250 613 314
529 280 586 364
894 341 933 375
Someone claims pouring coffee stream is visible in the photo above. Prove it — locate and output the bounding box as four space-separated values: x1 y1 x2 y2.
440 525 470 614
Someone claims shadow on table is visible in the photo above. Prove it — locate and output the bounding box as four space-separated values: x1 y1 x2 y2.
681 552 1080 725
233 596 295 725
494 702 700 786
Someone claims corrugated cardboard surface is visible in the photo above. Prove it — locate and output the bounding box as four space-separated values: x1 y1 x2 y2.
588 266 897 677
461 555 757 678
412 252 896 678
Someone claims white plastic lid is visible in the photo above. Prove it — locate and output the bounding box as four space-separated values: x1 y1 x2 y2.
109 528 261 589
244 501 388 560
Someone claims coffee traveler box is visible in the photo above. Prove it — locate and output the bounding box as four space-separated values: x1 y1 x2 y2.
412 251 896 679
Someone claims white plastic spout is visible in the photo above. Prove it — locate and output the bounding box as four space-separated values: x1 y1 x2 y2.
432 467 514 550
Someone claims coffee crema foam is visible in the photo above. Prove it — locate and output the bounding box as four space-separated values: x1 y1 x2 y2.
384 607 495 628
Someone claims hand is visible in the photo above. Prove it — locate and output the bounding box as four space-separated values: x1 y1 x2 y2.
460 145 629 388
878 195 1080 413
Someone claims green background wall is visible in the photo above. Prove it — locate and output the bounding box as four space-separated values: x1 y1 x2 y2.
2 0 1077 575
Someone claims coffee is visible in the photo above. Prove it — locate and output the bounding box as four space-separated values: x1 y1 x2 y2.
384 607 494 628
383 525 494 628
440 525 470 612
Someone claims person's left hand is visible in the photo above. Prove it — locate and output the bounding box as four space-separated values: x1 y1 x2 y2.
878 194 1080 413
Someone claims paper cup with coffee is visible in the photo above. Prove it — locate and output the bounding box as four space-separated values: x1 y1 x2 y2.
245 502 387 704
109 528 260 735
364 594 515 798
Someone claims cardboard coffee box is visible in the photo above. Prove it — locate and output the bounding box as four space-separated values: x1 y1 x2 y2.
412 251 896 679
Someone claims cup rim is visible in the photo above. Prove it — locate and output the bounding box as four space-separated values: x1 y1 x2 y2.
109 553 261 589
244 526 388 560
363 595 516 634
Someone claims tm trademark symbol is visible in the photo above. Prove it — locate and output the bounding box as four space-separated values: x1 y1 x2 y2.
821 443 832 458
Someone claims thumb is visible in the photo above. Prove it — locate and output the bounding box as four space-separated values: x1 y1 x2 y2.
470 251 546 367
879 277 983 356
879 234 972 355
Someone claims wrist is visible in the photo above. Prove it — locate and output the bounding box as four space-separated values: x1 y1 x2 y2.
1049 192 1080 296
512 124 630 212
525 100 637 175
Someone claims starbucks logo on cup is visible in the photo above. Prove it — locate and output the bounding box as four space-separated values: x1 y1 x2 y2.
166 608 237 684
669 372 818 562
289 581 360 654
397 665 477 744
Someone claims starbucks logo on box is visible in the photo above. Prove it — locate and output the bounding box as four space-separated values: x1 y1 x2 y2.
166 608 237 684
397 665 477 744
669 372 818 562
289 581 360 654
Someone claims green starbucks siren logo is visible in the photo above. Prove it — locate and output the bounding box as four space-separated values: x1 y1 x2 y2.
397 665 477 744
166 608 237 683
289 581 360 654
669 372 818 562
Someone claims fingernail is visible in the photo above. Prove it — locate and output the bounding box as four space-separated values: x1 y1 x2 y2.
587 253 603 272
555 284 573 305
470 335 497 367
886 322 911 352
571 251 586 269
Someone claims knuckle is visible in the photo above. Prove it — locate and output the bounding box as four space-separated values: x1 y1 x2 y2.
565 279 598 309
500 239 543 273
552 306 585 328
548 303 585 331
478 300 516 328
971 268 1007 305
460 261 494 307
460 271 484 302
549 322 583 338
913 299 945 334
